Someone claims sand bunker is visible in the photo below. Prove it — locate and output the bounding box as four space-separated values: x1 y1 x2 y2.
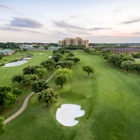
39 53 43 54
48 56 52 58
56 104 85 126
23 58 31 60
3 60 28 67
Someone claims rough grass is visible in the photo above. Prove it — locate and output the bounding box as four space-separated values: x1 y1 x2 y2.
1 51 140 140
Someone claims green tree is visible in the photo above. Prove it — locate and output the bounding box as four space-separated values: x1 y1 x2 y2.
41 59 55 69
0 86 17 107
21 75 39 86
13 88 22 95
3 93 17 107
117 55 135 66
55 61 74 69
132 63 140 73
0 55 3 60
55 74 68 88
38 88 59 105
23 65 43 75
121 60 134 71
84 48 90 53
0 116 5 135
12 74 24 84
35 68 47 79
31 80 49 93
83 66 94 75
108 54 120 65
72 58 80 64
55 68 72 78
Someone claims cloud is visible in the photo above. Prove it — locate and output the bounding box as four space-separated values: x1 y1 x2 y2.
9 17 43 28
132 32 140 35
51 20 85 30
121 19 140 24
70 16 78 18
89 27 112 31
66 29 91 35
0 26 46 35
0 4 14 10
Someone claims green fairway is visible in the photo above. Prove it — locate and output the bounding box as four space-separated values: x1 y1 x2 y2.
0 50 52 118
1 51 140 140
135 59 140 64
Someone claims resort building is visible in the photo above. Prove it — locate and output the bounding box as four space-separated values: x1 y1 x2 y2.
0 49 15 55
58 37 89 47
102 48 140 54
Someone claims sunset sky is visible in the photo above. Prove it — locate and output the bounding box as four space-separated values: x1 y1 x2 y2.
0 0 140 43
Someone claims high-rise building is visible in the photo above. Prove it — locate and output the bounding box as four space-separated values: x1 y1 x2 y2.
58 37 89 47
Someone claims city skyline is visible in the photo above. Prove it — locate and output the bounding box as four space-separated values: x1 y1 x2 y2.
0 0 140 43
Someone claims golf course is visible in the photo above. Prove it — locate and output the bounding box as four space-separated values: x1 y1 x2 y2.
0 50 140 140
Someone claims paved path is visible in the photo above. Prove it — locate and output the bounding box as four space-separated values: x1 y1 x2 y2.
4 72 55 124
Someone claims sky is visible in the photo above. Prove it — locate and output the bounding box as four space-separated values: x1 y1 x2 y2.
0 0 140 43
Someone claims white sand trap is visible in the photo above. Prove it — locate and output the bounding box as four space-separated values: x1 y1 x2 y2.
3 60 28 67
56 104 85 126
39 53 43 54
23 58 32 60
48 56 52 58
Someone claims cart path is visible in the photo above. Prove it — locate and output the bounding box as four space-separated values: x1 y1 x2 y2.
4 72 55 124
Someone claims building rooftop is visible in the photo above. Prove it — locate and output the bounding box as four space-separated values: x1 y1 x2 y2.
0 49 14 53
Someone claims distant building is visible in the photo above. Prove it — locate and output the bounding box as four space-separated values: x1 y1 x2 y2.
0 49 15 55
102 48 140 54
58 37 89 47
22 45 35 50
37 46 45 50
48 46 62 50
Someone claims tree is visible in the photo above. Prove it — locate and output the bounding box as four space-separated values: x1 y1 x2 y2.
0 116 5 135
82 66 94 75
69 52 74 57
55 61 74 69
23 65 43 75
55 74 68 88
12 74 24 84
55 68 72 78
0 55 3 60
121 60 134 71
3 93 17 107
132 63 140 73
35 68 47 79
38 88 59 105
21 74 39 86
108 54 120 65
31 80 49 93
40 59 55 69
117 55 135 66
0 86 17 107
72 58 80 64
13 88 22 95
84 48 90 53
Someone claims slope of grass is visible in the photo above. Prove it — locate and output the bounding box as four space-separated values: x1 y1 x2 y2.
1 51 140 140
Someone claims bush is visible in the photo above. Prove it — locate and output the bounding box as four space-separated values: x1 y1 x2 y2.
13 88 22 95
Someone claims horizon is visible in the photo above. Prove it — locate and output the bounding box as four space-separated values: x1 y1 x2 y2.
0 0 140 43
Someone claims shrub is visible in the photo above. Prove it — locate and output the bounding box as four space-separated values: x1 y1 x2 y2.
13 88 22 95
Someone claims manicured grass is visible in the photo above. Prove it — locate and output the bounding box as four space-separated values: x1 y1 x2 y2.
135 59 140 64
0 50 52 118
1 51 140 140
